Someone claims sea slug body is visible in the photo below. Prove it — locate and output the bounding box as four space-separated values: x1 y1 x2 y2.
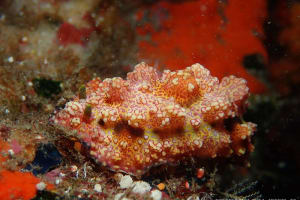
52 62 256 176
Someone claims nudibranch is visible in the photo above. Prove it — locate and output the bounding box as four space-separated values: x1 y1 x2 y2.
52 62 256 176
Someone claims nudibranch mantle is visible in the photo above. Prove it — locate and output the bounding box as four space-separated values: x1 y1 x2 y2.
52 62 256 176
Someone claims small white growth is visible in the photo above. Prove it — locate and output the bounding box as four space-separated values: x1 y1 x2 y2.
218 112 224 118
188 83 195 92
70 117 81 126
195 78 201 86
172 78 179 85
66 104 75 115
177 70 184 75
28 81 33 87
161 117 170 126
22 36 28 42
36 182 46 191
191 119 201 126
21 95 26 101
238 148 246 155
177 111 186 117
94 184 102 193
119 175 133 189
132 181 151 194
55 178 61 185
7 56 14 63
8 149 14 156
150 190 162 200
35 135 43 140
114 193 130 200
211 101 218 106
193 140 203 147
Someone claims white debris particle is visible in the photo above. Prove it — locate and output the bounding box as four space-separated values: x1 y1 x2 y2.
7 149 14 156
119 175 133 189
21 36 28 42
21 96 26 101
150 189 162 200
132 181 151 194
94 184 102 193
7 56 14 63
28 81 33 87
55 178 61 185
114 193 130 200
36 182 46 191
35 135 43 140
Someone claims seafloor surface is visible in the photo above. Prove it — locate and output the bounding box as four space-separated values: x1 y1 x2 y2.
0 0 299 199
